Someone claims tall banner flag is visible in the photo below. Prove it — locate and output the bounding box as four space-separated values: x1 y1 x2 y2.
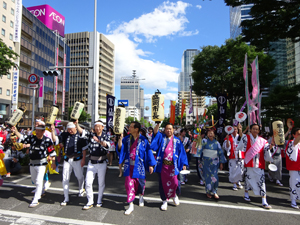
216 93 227 137
181 99 186 120
106 94 115 131
196 99 199 123
243 53 251 126
170 100 176 125
38 78 44 108
189 79 193 114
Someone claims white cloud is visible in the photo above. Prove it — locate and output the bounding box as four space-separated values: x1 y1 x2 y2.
107 33 179 89
196 5 202 10
106 1 199 90
107 1 197 42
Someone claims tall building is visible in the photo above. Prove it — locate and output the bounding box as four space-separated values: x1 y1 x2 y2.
65 32 115 118
287 39 300 86
120 74 144 119
178 49 199 92
178 49 205 125
16 6 70 127
0 0 17 121
230 4 253 39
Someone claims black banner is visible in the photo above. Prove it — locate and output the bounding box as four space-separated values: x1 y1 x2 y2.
106 94 115 131
216 93 227 137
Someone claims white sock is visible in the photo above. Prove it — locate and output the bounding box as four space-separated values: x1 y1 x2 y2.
128 202 134 209
233 183 237 188
276 180 280 184
262 197 267 205
244 192 249 198
291 200 297 205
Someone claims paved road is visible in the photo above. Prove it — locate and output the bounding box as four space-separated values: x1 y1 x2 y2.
0 158 300 225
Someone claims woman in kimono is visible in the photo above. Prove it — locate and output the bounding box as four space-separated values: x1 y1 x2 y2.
197 128 226 199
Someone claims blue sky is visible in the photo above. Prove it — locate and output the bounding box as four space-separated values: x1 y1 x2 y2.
23 0 230 118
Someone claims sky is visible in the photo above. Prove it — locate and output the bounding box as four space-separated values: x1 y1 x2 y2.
23 0 230 119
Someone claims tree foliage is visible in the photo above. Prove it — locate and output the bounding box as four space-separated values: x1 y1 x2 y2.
68 107 91 122
192 36 276 122
262 84 300 126
224 0 300 50
0 38 19 77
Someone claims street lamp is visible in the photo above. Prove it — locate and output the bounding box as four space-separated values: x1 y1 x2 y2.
132 70 145 121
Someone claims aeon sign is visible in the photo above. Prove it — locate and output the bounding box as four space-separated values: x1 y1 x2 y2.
27 4 65 37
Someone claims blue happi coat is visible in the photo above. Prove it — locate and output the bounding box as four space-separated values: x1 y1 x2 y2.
151 132 188 175
118 134 156 179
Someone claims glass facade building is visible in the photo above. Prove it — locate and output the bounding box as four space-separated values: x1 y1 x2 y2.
18 6 70 127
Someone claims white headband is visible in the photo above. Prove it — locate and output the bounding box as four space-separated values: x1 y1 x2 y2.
36 126 45 130
36 119 45 126
94 122 104 126
67 122 76 129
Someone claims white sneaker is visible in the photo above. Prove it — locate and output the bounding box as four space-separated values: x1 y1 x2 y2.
139 195 144 207
28 202 39 208
44 181 51 191
60 200 68 206
161 201 168 211
82 204 93 210
96 203 102 207
124 203 134 215
173 195 180 206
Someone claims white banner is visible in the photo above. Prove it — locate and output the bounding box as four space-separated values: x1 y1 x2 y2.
12 67 19 104
13 0 22 42
62 54 66 113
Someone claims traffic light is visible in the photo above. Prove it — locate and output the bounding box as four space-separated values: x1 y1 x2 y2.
43 70 61 76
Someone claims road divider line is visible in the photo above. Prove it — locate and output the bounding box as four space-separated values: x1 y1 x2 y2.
3 183 299 215
0 209 115 225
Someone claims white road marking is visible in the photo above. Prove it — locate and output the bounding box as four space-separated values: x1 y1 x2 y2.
10 174 31 183
0 209 115 225
3 182 300 216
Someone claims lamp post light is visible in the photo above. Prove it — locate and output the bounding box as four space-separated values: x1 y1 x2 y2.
132 70 145 121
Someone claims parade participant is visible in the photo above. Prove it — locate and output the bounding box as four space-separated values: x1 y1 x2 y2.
223 124 244 190
3 142 25 177
236 124 274 209
107 127 116 166
178 128 190 185
12 125 56 208
0 129 6 146
118 121 156 215
197 128 226 199
195 129 206 186
151 123 188 211
76 120 110 210
285 127 300 209
51 121 88 206
116 126 129 178
147 127 153 144
0 145 6 187
267 138 284 186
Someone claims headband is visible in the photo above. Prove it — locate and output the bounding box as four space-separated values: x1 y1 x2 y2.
94 122 104 126
67 122 76 129
36 126 45 130
36 119 45 126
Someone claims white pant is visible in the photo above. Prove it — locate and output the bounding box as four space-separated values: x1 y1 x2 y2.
62 159 84 201
30 165 46 203
85 161 107 205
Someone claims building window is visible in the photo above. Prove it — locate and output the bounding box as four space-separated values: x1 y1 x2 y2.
7 73 11 79
10 21 13 27
11 8 14 15
3 2 7 9
9 46 12 50
0 88 2 94
2 15 6 22
6 89 10 96
1 28 5 36
9 33 12 40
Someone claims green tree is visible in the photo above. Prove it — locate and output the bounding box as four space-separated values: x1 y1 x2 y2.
68 107 91 122
125 116 135 125
0 38 19 78
262 84 300 127
224 0 300 50
192 36 276 123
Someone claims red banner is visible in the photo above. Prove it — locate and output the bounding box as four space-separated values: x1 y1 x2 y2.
181 99 186 119
170 100 176 124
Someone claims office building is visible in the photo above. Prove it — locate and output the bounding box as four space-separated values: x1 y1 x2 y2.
120 75 145 118
65 32 115 118
16 5 70 127
0 0 17 121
